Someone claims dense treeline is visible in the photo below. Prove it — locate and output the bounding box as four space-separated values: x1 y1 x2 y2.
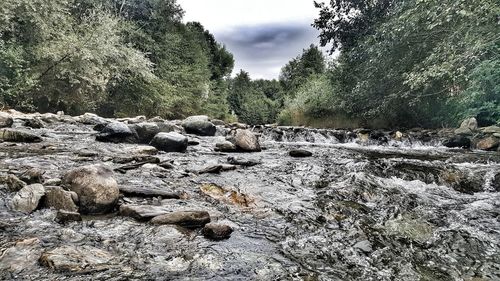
280 0 500 128
0 0 234 119
1 0 498 128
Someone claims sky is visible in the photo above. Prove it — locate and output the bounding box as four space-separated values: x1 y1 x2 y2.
177 0 323 79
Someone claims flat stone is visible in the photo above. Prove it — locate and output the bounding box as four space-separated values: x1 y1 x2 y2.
56 210 82 223
150 211 211 228
0 129 42 143
119 186 181 199
19 168 45 184
0 238 42 273
480 125 500 134
289 149 313 158
119 204 171 220
39 245 112 273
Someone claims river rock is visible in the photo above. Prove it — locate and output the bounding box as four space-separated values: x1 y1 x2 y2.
0 112 13 128
56 210 82 223
74 113 108 126
454 127 473 136
234 129 261 152
443 135 471 148
150 132 188 152
211 119 226 126
130 122 160 144
5 174 26 192
0 129 42 143
63 164 119 214
493 173 500 191
215 141 237 152
44 186 79 212
0 238 42 273
23 118 44 129
39 245 112 273
19 168 45 184
481 125 500 134
182 115 216 136
227 156 261 167
459 117 478 131
96 122 138 143
289 149 313 158
120 204 171 220
150 211 211 228
10 184 45 213
202 224 233 240
476 136 499 151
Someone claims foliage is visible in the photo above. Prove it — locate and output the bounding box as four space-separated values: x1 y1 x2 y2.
0 0 234 119
307 0 500 128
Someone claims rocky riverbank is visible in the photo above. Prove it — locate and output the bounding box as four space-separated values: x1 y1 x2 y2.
0 110 499 280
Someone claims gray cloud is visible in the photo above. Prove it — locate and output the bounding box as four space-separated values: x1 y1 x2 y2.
216 22 321 79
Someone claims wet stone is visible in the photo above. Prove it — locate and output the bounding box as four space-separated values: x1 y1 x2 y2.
56 210 82 223
119 204 171 220
0 238 42 273
63 164 119 214
4 174 26 192
234 129 261 152
202 223 233 240
39 245 113 273
149 132 188 153
289 149 313 158
23 118 44 129
44 186 79 212
10 184 45 213
0 129 42 143
150 211 211 228
0 112 13 128
96 122 138 143
19 168 45 184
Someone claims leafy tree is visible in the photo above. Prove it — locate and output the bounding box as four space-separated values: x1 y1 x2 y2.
279 44 326 95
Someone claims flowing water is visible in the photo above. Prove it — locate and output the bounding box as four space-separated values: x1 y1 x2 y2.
1 118 499 280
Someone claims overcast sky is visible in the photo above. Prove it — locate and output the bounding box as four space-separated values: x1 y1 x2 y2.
177 0 322 79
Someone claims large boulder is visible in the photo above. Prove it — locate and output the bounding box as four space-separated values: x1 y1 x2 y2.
44 186 79 212
476 136 499 151
0 129 42 143
95 122 138 143
182 115 216 136
10 184 45 213
149 132 188 152
150 211 211 228
129 122 160 144
63 165 119 214
443 135 471 149
234 129 261 152
0 112 13 128
459 117 478 131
